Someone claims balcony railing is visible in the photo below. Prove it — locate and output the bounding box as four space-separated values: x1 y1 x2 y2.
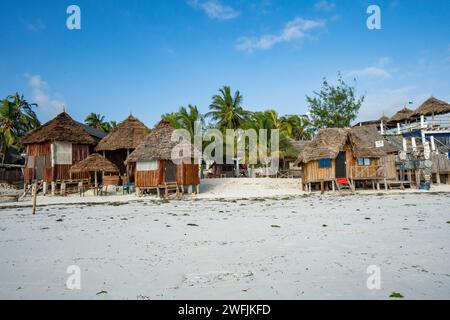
349 165 385 179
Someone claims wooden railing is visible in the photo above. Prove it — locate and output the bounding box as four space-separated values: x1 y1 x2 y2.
350 165 385 179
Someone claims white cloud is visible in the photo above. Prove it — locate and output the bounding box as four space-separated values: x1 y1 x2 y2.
358 86 429 121
315 0 336 12
235 17 326 53
25 74 65 116
346 67 391 79
345 57 393 79
187 0 240 20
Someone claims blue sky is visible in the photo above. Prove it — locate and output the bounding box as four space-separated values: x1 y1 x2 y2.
1 0 449 127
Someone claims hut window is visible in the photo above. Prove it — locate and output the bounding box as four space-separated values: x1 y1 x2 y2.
54 142 73 165
27 156 35 168
319 158 331 168
357 158 371 166
137 160 158 171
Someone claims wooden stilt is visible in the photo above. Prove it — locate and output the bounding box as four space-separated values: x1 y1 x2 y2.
61 182 66 196
51 181 55 196
94 171 98 196
196 184 200 194
43 182 47 196
32 182 37 215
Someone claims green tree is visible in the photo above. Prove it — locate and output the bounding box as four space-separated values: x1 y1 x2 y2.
161 112 182 129
306 74 364 129
0 93 40 163
176 105 204 138
84 113 114 133
282 114 313 140
207 86 251 130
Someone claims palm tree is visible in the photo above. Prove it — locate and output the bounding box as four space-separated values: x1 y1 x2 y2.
84 113 111 132
207 86 251 130
0 93 40 163
283 115 313 140
177 105 204 138
161 112 182 129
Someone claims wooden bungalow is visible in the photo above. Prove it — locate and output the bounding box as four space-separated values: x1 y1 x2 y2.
95 115 148 182
125 120 200 196
20 112 105 194
296 127 399 192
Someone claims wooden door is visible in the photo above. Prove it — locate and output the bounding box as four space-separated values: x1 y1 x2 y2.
164 160 177 183
335 152 347 178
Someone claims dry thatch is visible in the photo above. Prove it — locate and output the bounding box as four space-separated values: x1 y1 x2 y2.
70 153 118 173
20 112 97 145
95 115 148 151
125 120 200 164
410 97 450 118
387 107 414 123
350 126 398 156
296 127 394 164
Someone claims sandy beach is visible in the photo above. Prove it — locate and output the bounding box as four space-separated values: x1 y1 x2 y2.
0 179 449 299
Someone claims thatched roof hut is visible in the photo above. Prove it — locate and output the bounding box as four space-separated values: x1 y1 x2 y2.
410 97 450 118
70 153 118 173
96 115 148 152
126 120 199 164
20 112 97 145
387 107 414 124
296 127 391 164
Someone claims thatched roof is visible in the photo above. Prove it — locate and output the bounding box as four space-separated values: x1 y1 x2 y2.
388 107 414 123
20 112 97 145
96 115 148 151
125 121 200 164
410 97 450 118
379 115 389 123
70 153 118 173
351 126 399 155
296 127 393 164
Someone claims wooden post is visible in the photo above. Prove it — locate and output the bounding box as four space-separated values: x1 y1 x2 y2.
94 170 98 196
60 182 66 196
196 184 200 194
332 180 335 192
156 187 160 198
31 182 37 215
320 180 324 194
43 182 47 196
436 172 441 185
188 185 193 194
78 181 83 197
51 181 55 196
384 178 388 191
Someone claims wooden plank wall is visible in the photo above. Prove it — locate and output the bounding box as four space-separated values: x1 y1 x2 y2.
135 161 200 187
303 159 336 183
24 143 90 183
135 160 164 187
178 163 200 185
380 154 397 180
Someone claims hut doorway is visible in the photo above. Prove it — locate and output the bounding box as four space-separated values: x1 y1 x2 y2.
164 160 177 183
335 151 347 178
35 156 46 181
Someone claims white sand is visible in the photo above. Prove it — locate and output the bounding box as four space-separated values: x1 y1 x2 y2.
0 178 449 299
